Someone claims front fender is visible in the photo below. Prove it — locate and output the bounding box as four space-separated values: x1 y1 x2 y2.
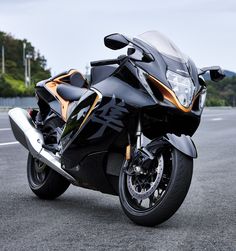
164 133 197 158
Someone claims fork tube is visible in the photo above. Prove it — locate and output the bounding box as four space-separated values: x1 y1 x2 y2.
136 114 142 149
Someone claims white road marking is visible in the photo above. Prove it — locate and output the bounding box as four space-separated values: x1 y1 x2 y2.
0 141 19 146
211 117 223 121
0 128 11 131
202 113 226 117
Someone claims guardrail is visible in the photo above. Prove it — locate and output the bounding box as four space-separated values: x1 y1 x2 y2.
0 97 37 109
0 97 234 112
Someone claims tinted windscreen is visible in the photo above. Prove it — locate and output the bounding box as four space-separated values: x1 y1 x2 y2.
138 31 188 64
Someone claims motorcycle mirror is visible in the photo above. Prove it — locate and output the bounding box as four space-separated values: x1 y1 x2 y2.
210 68 225 82
104 33 129 50
198 66 225 82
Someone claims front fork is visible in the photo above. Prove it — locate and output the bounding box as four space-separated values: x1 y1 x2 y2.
124 115 154 172
135 115 154 160
136 117 142 150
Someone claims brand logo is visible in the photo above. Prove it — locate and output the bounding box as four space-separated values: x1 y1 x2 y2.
88 95 128 139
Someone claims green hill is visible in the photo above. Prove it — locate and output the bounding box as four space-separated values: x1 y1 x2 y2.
0 31 50 97
206 76 236 106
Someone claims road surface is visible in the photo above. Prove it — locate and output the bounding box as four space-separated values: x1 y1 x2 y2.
0 108 235 250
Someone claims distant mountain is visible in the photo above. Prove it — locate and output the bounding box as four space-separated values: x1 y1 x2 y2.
224 70 236 78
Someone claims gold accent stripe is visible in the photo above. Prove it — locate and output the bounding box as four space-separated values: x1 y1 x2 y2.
148 75 199 113
45 81 69 121
79 95 100 129
126 144 131 160
53 69 78 83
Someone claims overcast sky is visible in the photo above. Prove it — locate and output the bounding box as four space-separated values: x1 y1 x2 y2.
0 0 235 75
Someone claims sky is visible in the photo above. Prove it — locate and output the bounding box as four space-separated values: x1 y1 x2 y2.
0 0 235 75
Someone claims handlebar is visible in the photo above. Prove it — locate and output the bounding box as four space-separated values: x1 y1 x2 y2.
90 58 120 67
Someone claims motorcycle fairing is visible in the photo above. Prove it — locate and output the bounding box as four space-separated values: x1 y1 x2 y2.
61 103 130 192
86 94 129 140
93 76 156 108
60 90 100 149
61 93 131 168
70 151 118 194
60 82 144 179
90 65 117 85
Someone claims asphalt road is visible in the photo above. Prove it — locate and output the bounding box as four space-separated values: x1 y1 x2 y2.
0 108 235 251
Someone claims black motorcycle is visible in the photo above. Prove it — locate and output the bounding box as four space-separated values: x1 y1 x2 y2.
9 31 225 226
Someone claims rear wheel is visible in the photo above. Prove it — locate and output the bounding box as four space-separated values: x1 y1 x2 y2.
27 116 70 200
27 154 70 200
119 147 193 226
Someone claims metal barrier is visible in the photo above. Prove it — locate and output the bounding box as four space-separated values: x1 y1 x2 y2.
0 97 37 108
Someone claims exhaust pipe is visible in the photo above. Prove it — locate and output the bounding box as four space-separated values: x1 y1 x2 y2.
8 108 77 184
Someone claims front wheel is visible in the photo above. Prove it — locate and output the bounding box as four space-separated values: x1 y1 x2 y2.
119 147 193 226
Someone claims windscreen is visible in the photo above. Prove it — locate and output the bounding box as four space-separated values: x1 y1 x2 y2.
138 31 188 63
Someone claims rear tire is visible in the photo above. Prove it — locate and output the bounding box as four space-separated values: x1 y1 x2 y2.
119 147 193 226
27 153 70 200
27 116 69 200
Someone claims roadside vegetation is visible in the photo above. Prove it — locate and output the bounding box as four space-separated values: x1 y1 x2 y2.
206 77 236 106
0 31 50 97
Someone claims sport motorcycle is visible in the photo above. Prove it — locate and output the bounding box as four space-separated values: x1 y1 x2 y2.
8 31 225 226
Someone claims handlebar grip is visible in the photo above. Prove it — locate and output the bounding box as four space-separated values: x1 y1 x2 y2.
90 59 120 67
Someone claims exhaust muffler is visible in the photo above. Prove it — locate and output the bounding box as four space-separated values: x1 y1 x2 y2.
8 108 77 184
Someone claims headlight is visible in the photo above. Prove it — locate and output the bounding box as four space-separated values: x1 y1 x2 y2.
166 70 195 107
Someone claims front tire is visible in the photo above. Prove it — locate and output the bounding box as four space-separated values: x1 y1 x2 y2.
119 147 193 226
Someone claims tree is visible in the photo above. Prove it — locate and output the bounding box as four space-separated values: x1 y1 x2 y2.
206 76 236 106
0 31 51 97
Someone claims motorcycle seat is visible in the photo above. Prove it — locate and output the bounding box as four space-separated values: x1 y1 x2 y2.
57 84 87 101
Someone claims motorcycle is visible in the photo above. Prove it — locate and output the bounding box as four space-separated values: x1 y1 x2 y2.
8 30 225 226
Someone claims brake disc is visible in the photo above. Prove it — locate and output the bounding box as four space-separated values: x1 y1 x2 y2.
127 155 164 200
